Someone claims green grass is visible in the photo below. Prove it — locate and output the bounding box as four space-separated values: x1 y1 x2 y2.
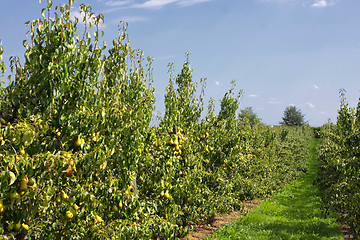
209 138 343 240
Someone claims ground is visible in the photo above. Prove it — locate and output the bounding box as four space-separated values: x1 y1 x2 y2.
182 198 262 240
182 199 354 240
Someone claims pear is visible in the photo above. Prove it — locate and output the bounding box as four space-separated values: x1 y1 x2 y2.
66 168 73 177
19 179 28 192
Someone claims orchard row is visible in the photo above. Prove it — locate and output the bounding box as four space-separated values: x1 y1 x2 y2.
0 1 314 239
317 90 360 239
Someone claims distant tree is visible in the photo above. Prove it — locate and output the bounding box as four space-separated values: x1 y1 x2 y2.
238 107 260 126
280 106 306 126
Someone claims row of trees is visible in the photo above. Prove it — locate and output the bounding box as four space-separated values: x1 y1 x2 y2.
240 105 307 127
0 1 313 239
316 90 360 238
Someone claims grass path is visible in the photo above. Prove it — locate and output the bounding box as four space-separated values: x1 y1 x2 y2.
209 138 343 240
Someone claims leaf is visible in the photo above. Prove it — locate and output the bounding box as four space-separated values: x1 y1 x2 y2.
9 171 16 186
100 161 107 170
47 0 53 9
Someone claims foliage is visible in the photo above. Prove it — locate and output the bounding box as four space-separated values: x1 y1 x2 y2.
317 90 360 238
210 139 343 240
280 106 307 126
0 38 5 81
0 1 315 239
238 107 261 127
0 1 158 239
312 127 321 138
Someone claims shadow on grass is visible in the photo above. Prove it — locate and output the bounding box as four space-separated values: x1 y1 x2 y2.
209 139 343 240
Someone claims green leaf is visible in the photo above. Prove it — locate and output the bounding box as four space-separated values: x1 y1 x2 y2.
47 0 52 9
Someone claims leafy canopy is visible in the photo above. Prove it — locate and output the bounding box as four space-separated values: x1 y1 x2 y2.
238 107 260 126
280 106 307 126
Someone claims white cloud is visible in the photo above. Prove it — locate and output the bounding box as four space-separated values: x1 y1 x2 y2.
311 0 338 8
312 0 327 7
249 94 258 98
134 0 178 9
70 10 97 24
70 10 84 21
105 0 133 7
113 16 148 23
176 0 211 6
307 102 316 108
106 0 132 7
268 98 281 105
261 0 340 8
261 0 298 2
313 84 319 89
215 81 220 86
70 8 107 28
105 0 211 9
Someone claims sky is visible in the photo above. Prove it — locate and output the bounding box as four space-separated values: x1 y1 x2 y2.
1 0 360 126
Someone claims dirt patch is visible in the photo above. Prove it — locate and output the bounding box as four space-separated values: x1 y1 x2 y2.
182 198 263 240
182 199 354 240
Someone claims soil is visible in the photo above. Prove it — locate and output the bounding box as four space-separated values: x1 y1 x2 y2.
182 198 263 240
182 198 355 240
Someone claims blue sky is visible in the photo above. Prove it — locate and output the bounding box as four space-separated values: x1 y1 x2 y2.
1 0 360 126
